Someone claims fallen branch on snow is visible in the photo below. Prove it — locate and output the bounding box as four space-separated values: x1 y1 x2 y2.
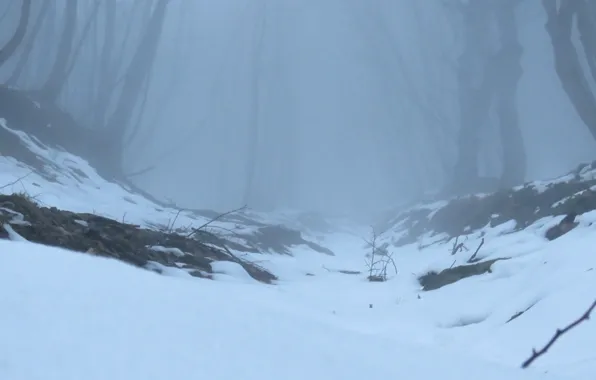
521 299 596 368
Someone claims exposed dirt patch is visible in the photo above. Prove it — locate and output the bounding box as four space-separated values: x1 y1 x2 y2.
419 258 509 291
0 194 277 283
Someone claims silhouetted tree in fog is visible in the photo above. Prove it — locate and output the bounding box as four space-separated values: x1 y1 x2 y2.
93 0 116 129
543 0 596 141
6 1 51 85
493 0 525 187
39 0 77 101
63 1 102 80
449 0 526 194
0 0 31 67
101 0 170 178
450 0 494 193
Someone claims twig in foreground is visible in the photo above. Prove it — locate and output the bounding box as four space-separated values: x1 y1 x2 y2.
0 171 33 191
521 299 596 369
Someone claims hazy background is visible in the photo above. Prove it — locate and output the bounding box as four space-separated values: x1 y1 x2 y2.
0 0 594 219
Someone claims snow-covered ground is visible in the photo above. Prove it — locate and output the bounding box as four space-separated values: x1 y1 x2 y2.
1 120 595 379
0 239 581 380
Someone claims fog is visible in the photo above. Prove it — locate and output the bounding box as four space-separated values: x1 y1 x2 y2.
1 0 595 219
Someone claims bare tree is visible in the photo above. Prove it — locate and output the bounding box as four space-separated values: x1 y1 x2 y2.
0 0 32 67
39 0 77 101
63 1 101 80
449 0 494 193
364 227 397 282
6 1 51 86
543 0 596 141
448 0 526 193
494 0 526 187
99 0 170 177
93 0 116 128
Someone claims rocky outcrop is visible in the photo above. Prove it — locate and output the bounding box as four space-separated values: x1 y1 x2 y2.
384 162 596 246
0 193 277 283
544 212 579 241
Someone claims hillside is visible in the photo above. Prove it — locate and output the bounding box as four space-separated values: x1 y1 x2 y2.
1 112 595 379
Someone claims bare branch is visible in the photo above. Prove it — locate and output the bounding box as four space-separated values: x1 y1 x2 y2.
167 209 183 233
522 299 596 369
451 235 468 255
186 205 247 238
0 171 33 191
467 238 485 263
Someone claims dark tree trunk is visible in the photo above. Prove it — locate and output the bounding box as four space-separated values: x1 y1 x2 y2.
93 0 116 129
543 0 596 141
39 0 77 102
64 1 101 79
0 0 32 67
575 1 596 85
6 1 50 86
100 0 169 178
495 0 526 187
449 0 494 193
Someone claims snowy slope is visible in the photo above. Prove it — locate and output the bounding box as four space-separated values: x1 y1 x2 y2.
1 119 596 378
0 118 342 242
0 240 565 380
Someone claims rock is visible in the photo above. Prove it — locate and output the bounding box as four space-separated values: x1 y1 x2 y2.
544 212 579 241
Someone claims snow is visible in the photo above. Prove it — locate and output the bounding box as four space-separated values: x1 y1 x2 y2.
0 240 570 380
1 123 596 379
1 211 595 380
0 118 263 237
148 245 187 257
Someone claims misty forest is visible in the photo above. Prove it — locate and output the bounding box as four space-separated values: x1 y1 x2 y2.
1 0 595 219
4 1 596 378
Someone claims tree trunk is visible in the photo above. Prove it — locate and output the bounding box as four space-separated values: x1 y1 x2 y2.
543 0 596 141
495 0 526 187
449 0 494 193
575 1 596 85
39 0 77 101
0 0 32 67
100 0 169 178
6 1 50 86
93 0 116 129
64 1 101 80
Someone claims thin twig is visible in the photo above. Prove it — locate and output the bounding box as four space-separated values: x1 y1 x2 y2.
168 209 183 233
467 238 485 263
521 299 596 368
451 235 468 255
0 171 33 190
199 224 261 252
186 205 247 238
